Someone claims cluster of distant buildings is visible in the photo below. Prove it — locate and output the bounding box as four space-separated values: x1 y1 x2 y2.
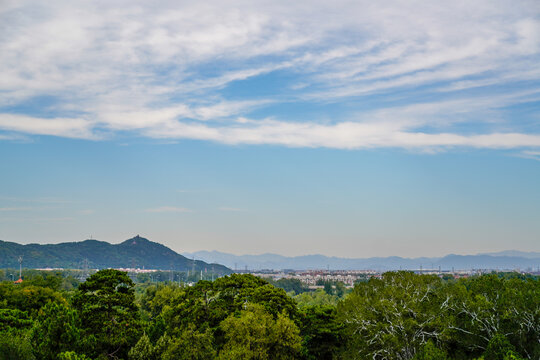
246 268 538 287
12 264 540 286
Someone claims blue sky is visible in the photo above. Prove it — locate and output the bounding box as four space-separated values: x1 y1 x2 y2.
1 0 539 257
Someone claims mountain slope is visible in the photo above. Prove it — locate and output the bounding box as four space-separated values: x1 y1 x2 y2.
0 236 231 274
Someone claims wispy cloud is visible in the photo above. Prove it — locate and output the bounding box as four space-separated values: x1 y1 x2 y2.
0 0 539 152
218 207 246 212
0 196 75 204
177 189 209 194
145 206 192 213
517 150 540 161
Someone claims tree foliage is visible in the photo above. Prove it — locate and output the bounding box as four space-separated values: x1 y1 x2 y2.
72 269 141 359
0 269 537 360
31 302 82 360
218 304 301 360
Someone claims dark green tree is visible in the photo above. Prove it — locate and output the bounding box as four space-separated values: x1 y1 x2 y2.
0 329 35 360
31 302 82 360
299 305 344 360
0 309 33 331
483 334 521 360
72 269 141 359
323 282 334 296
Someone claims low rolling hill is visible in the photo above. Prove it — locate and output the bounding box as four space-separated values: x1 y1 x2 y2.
0 235 231 274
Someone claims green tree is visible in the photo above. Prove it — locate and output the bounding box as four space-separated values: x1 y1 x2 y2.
128 333 156 360
0 282 65 316
294 289 339 307
218 304 301 360
72 269 141 359
0 309 33 331
0 329 35 360
299 305 344 360
335 282 347 298
57 352 92 360
31 302 82 360
483 334 520 360
338 272 444 359
163 274 299 343
413 340 448 360
323 282 334 296
268 278 308 294
162 325 216 360
444 275 540 358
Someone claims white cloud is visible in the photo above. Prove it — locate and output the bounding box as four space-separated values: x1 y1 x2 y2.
218 207 246 212
0 196 74 204
0 114 96 139
0 207 32 211
517 150 540 161
144 119 540 150
145 206 192 213
0 0 539 151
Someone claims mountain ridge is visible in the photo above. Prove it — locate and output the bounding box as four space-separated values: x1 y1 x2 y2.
183 250 540 271
0 236 231 274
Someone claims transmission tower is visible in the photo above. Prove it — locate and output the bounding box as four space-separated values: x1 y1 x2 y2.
18 256 23 280
80 258 89 282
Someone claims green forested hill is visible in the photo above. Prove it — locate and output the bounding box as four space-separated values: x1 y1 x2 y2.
0 235 231 274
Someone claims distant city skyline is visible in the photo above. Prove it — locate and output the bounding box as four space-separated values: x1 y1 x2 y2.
1 0 539 257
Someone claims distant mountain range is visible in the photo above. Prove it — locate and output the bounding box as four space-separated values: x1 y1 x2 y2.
183 250 540 271
0 236 231 274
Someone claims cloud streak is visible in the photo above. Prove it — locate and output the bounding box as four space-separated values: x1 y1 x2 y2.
0 0 539 152
145 206 192 213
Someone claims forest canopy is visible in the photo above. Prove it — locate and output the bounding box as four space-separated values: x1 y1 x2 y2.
0 270 538 359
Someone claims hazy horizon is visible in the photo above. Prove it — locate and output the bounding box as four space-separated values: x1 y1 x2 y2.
2 235 539 259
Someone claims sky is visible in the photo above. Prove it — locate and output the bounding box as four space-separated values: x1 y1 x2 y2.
1 0 539 257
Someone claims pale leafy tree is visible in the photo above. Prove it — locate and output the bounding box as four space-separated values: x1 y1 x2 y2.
444 275 540 358
338 272 539 359
339 272 443 360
